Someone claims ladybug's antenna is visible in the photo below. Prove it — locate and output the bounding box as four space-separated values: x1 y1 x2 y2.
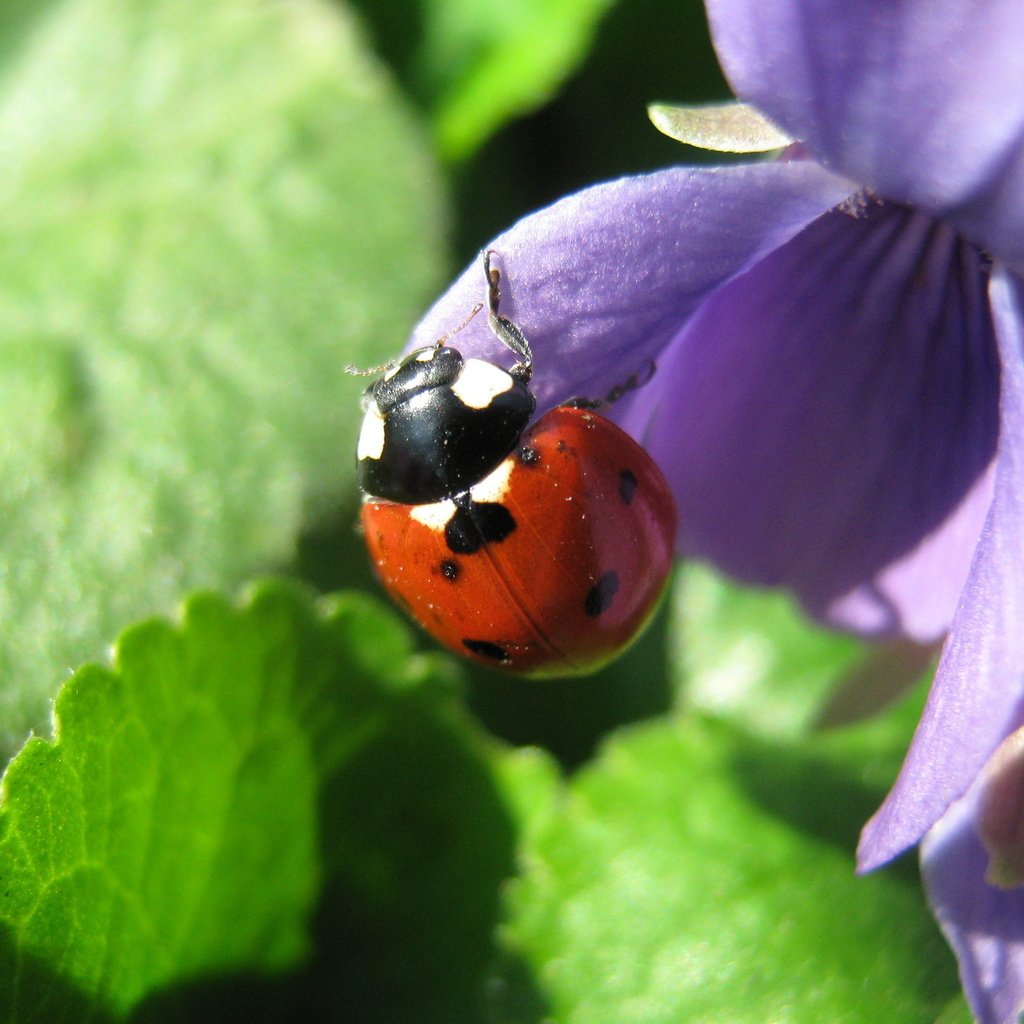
483 250 533 383
435 301 484 347
345 358 395 377
345 301 484 377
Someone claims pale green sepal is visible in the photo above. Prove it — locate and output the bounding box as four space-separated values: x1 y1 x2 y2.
648 101 794 152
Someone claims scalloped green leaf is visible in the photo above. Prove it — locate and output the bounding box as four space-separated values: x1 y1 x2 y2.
493 707 961 1023
0 0 447 747
0 583 514 1022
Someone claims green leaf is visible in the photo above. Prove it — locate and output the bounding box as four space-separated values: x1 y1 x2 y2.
674 564 937 737
0 586 323 1018
494 709 961 1024
0 583 515 1022
0 0 447 746
357 0 617 161
432 0 616 160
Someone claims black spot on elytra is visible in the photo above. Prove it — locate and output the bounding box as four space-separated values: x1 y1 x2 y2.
445 500 516 554
584 570 620 617
619 469 638 504
463 638 510 663
440 559 459 581
518 444 540 466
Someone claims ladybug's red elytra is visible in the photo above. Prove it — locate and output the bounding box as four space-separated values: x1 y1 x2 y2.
356 252 677 676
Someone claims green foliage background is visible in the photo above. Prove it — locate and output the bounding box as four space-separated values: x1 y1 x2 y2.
0 0 969 1021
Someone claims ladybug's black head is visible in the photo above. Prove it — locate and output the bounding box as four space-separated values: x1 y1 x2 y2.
371 345 463 414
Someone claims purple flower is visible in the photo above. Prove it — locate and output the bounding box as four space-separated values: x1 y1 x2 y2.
405 0 1024 1019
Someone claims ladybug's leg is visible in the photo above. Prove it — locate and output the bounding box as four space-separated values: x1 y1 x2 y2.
483 250 533 385
564 360 657 411
563 395 603 411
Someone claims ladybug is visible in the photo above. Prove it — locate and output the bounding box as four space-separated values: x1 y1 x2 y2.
356 251 677 676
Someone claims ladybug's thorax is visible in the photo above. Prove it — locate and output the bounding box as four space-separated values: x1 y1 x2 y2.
356 344 536 505
451 358 524 410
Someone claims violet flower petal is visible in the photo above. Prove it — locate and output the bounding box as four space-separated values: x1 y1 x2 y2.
860 266 1024 870
706 0 1024 267
408 163 853 412
641 201 998 641
922 789 1024 1024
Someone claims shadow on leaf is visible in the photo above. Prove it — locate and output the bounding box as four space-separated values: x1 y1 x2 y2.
296 496 675 772
729 731 922 885
134 658 547 1024
0 925 119 1024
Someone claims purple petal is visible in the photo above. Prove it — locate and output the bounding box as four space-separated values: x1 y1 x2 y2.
859 266 1024 869
922 790 1024 1024
706 0 1024 268
408 163 853 412
638 200 998 643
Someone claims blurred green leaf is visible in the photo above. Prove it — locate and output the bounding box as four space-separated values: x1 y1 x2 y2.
352 0 617 161
0 0 447 746
673 564 937 737
0 583 516 1022
494 707 960 1023
935 995 975 1024
429 0 617 160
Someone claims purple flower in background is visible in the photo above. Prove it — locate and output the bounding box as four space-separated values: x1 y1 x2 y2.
406 0 1024 1019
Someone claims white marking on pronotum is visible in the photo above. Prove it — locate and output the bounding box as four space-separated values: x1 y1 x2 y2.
451 358 513 409
470 458 515 504
410 499 457 531
357 403 386 461
408 459 515 531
